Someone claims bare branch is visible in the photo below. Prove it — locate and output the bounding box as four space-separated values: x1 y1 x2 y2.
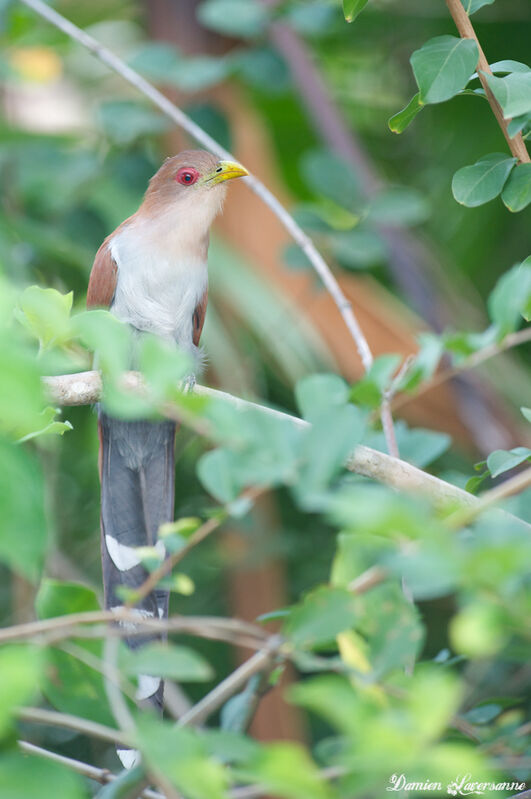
178 637 282 728
43 372 531 524
445 0 530 163
18 706 129 747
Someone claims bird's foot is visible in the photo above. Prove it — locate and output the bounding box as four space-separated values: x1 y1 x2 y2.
179 374 196 394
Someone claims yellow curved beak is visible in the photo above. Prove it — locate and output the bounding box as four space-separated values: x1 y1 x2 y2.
202 160 249 186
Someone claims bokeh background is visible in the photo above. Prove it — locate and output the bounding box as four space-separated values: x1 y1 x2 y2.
1 0 530 770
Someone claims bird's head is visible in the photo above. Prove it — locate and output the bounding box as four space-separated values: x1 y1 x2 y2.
143 150 248 227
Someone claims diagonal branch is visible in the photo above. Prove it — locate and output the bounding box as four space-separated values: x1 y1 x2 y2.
446 0 530 163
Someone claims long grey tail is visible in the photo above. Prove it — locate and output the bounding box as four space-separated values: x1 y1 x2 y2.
99 411 176 712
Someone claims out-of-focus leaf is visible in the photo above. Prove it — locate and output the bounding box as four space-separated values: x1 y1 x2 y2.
411 36 478 104
342 0 368 23
98 100 170 145
35 580 115 727
486 447 531 478
0 646 43 736
197 448 240 503
236 742 332 799
121 643 214 682
287 4 336 36
300 150 362 214
296 405 367 507
295 373 349 422
350 354 401 408
487 258 531 334
501 163 531 212
0 438 46 580
18 406 72 442
452 153 516 207
198 0 269 37
388 93 423 133
283 586 357 649
185 102 232 152
485 71 531 118
330 228 387 269
0 751 86 798
462 703 502 724
521 407 531 423
233 47 289 94
398 333 443 392
17 286 73 350
450 601 506 656
367 187 430 226
136 716 228 799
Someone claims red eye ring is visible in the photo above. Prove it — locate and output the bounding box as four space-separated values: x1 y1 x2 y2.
175 167 199 186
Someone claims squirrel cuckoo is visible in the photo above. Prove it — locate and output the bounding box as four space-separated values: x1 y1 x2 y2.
87 150 248 767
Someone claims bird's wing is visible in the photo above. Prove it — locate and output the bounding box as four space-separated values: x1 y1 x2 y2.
192 288 208 346
87 240 118 309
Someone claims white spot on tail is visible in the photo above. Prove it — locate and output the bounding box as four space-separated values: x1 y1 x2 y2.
105 536 165 571
136 673 161 700
117 748 141 769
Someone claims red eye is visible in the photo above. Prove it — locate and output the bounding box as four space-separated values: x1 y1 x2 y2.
175 167 199 186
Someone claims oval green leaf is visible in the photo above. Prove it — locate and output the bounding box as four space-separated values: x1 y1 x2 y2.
452 153 516 207
501 162 531 212
485 71 531 119
411 35 478 104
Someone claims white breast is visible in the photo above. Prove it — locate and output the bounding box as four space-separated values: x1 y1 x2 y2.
109 214 208 356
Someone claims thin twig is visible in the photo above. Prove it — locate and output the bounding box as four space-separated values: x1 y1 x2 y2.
178 637 282 728
348 565 388 595
17 706 129 746
445 0 530 163
18 0 374 376
0 609 269 647
392 326 531 413
447 465 531 530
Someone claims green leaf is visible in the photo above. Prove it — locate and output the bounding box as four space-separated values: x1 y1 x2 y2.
121 643 214 682
198 0 269 37
507 112 531 137
350 354 401 408
98 101 170 145
452 153 516 207
296 404 367 507
410 36 478 104
283 586 357 649
342 0 368 23
388 92 423 133
300 150 362 213
501 162 531 212
367 186 430 226
451 601 506 656
36 579 100 618
487 259 531 334
0 646 43 737
18 406 72 443
487 60 531 75
35 580 116 727
485 71 531 119
460 0 495 14
398 333 444 392
462 703 502 724
0 751 85 799
295 373 349 422
17 286 73 351
521 407 531 423
0 438 46 581
197 448 241 503
236 742 332 799
330 228 387 270
486 447 531 478
136 716 229 799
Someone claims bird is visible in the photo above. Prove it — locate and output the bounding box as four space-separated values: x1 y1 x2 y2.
87 150 248 767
